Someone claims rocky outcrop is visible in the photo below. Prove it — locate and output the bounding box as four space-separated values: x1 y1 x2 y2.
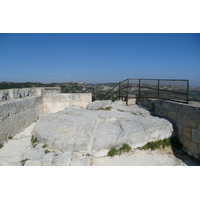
0 115 197 166
32 103 173 153
86 100 112 110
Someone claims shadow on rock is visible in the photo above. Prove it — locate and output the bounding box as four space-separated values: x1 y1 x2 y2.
170 137 200 166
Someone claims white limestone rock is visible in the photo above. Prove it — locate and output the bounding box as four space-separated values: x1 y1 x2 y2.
111 104 150 115
0 138 32 163
24 159 42 166
86 100 112 110
0 159 15 166
92 149 109 158
33 107 173 154
53 152 71 166
41 152 55 166
0 91 9 101
111 101 126 107
71 152 91 166
71 152 82 166
81 157 91 166
91 111 172 151
33 108 98 152
22 149 45 160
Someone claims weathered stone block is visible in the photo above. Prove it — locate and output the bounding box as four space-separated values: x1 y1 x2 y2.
61 94 71 101
0 114 19 141
192 129 200 143
181 114 196 128
112 101 126 107
15 98 29 111
34 88 44 96
0 96 43 143
43 93 92 113
182 104 197 114
176 112 183 124
167 110 176 121
53 152 71 166
0 91 9 101
55 102 70 110
155 107 167 117
23 149 45 160
0 159 14 166
41 152 55 166
87 100 112 110
182 137 199 154
69 102 79 107
127 98 136 105
155 99 161 107
33 107 173 153
24 160 42 166
71 152 82 166
138 98 155 109
174 103 182 111
53 94 61 102
158 100 170 109
182 127 192 139
81 157 91 166
12 89 20 98
187 118 196 128
0 101 17 118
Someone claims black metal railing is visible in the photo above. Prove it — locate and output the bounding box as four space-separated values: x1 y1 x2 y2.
102 78 189 104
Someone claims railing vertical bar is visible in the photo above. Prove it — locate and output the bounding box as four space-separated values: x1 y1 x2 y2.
119 82 121 100
126 79 129 105
187 80 189 104
139 79 141 99
158 79 160 99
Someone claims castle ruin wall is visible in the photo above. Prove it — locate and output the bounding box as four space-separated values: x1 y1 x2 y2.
0 87 92 143
43 87 91 113
154 100 200 161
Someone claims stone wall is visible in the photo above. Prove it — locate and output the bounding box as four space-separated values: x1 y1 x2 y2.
43 87 92 113
0 88 43 102
137 98 156 109
154 100 200 160
0 87 92 144
0 96 43 142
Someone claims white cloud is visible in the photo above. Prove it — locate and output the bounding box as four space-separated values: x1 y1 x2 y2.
65 76 70 79
48 77 56 80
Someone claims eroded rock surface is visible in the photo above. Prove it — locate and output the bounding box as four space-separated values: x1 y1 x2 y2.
86 100 112 110
0 110 198 166
32 102 173 153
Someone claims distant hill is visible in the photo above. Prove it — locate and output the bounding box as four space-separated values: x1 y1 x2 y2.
0 81 200 102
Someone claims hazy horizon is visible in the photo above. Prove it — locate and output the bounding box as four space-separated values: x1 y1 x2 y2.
1 80 200 88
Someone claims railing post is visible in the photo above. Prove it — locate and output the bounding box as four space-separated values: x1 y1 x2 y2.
126 79 129 105
139 79 141 99
187 80 189 103
158 79 160 99
119 82 121 100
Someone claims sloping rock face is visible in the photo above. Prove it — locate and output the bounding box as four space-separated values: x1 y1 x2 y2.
32 102 173 153
86 100 112 110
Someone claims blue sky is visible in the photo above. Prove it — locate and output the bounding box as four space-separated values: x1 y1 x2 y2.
0 33 200 85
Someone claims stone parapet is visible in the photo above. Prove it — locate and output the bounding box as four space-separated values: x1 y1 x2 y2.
43 87 92 113
0 96 43 142
0 88 43 102
0 87 92 144
154 99 200 161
